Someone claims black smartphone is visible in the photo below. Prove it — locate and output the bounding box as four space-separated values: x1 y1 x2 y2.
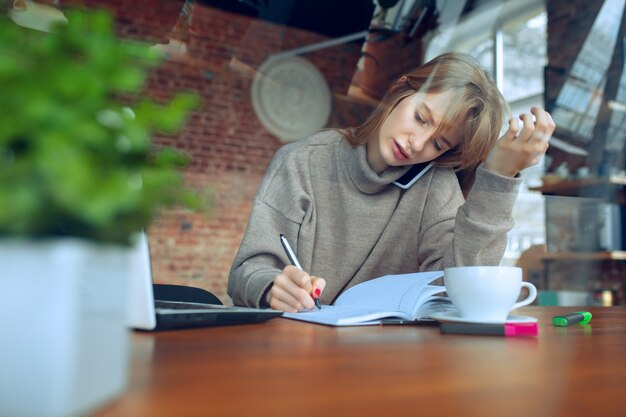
392 162 434 189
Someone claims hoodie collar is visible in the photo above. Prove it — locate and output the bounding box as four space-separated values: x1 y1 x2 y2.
341 139 411 194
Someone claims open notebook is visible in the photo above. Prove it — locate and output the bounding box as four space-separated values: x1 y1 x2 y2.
283 271 453 326
126 233 282 331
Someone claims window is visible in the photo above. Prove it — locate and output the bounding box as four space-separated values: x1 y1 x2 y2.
425 0 548 265
456 32 495 78
501 11 547 102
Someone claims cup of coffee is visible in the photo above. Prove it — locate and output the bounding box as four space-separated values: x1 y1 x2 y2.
444 266 537 322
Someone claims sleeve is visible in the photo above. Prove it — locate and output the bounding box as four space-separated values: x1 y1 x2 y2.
227 147 312 308
417 165 521 270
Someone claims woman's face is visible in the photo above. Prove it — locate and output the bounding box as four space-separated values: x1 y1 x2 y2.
367 90 464 174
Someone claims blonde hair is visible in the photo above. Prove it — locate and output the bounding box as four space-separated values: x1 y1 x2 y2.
343 53 509 183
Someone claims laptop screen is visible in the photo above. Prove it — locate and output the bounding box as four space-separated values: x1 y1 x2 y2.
126 232 157 330
125 232 283 331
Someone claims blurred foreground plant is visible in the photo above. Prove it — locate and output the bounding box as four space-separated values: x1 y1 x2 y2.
0 7 202 245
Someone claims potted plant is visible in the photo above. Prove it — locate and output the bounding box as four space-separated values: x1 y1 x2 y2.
0 6 199 417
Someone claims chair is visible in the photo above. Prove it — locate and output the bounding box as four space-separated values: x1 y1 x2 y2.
153 284 222 305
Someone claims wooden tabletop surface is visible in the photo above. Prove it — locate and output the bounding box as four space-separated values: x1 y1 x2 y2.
97 306 626 417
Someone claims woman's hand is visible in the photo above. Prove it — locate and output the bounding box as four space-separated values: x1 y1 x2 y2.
266 265 326 312
484 107 555 177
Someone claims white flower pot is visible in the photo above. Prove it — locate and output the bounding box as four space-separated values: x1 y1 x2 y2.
0 239 131 417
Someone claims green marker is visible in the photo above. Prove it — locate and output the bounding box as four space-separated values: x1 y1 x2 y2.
552 311 592 327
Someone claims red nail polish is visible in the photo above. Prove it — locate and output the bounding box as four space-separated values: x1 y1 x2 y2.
315 288 321 297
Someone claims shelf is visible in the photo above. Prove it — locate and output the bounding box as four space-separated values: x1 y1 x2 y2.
541 251 626 261
529 176 626 202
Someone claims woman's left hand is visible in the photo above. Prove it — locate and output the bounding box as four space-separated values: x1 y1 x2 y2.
484 107 555 177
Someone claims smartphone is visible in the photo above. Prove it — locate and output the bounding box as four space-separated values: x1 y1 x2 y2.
392 162 434 189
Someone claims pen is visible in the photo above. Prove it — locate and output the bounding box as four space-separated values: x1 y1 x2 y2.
279 234 321 310
552 311 592 327
440 322 538 337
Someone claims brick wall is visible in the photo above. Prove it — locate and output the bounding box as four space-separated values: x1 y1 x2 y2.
76 0 371 303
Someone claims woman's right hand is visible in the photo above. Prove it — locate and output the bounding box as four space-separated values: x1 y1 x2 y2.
266 265 326 312
484 107 555 177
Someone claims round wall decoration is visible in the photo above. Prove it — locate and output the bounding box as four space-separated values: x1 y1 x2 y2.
251 56 332 142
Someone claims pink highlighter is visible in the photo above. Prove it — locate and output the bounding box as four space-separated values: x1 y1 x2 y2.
440 322 539 337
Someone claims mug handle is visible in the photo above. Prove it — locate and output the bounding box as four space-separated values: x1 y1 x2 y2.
512 282 538 310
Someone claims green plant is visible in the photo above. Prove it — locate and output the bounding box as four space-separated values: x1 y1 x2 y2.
0 7 201 245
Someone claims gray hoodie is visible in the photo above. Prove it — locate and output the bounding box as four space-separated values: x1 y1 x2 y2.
228 129 520 307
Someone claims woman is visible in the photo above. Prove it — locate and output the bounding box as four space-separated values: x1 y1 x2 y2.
228 52 554 312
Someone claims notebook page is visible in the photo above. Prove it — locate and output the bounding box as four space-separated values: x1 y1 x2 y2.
336 271 444 314
283 305 414 326
415 297 455 318
409 285 449 315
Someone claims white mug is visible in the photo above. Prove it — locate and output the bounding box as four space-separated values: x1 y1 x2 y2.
444 266 537 322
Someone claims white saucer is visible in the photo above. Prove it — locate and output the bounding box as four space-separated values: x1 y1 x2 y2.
430 311 538 324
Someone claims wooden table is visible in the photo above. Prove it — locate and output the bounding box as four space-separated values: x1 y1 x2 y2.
97 307 626 417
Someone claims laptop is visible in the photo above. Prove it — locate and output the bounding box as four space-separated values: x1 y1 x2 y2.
126 233 283 331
